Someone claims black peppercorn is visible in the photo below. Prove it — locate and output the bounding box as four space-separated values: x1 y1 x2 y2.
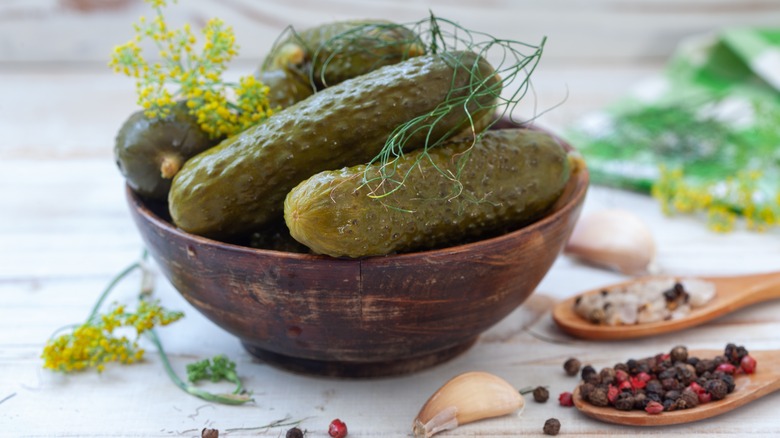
695 359 714 375
614 393 635 411
705 379 729 400
543 418 561 436
675 363 697 386
714 372 736 392
735 345 749 362
645 379 664 395
663 390 681 402
581 364 598 382
658 367 677 381
670 345 688 363
646 391 662 403
626 359 640 375
724 343 748 365
285 428 304 438
661 377 681 391
586 386 609 407
202 429 219 438
663 286 677 302
533 386 550 403
644 356 658 369
633 391 648 409
579 382 595 401
599 367 616 385
563 358 581 376
678 388 699 409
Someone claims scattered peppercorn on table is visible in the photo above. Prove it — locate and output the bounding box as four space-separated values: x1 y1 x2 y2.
3 1 780 436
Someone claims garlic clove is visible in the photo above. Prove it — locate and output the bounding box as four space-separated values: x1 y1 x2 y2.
412 371 525 438
564 208 656 274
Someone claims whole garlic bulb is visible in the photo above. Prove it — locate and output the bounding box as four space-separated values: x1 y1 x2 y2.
564 208 656 274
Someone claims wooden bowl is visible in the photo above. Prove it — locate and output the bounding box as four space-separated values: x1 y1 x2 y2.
126 133 588 378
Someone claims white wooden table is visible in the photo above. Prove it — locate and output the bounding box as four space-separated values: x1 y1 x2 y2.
3 1 780 436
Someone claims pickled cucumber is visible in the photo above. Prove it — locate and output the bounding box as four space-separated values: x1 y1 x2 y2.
284 129 571 258
258 68 314 110
114 101 219 200
258 19 423 108
169 51 500 239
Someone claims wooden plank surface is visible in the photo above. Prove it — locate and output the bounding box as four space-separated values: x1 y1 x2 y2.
2 1 780 436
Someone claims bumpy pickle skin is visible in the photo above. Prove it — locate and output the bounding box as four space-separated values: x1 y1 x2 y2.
284 129 572 258
258 19 424 109
169 51 500 239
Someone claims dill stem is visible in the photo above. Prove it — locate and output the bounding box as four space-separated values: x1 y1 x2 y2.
86 250 148 323
144 328 253 405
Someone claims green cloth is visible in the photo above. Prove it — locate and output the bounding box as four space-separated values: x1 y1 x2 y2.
567 28 780 230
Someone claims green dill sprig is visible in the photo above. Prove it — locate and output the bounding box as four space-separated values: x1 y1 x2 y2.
360 13 546 200
263 14 546 203
187 355 248 397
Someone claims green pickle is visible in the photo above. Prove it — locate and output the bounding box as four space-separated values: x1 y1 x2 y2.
284 129 572 258
258 19 423 108
114 102 219 200
169 51 500 239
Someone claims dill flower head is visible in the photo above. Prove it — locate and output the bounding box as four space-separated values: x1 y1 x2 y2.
652 166 777 233
41 300 183 373
108 0 273 138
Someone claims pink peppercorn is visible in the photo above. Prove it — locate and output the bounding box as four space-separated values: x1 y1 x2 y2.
328 419 348 438
607 385 619 405
688 382 705 395
645 401 664 414
558 392 574 407
716 363 737 374
630 376 647 390
740 355 757 374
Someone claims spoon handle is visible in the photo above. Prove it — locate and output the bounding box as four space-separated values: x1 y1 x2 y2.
709 271 780 307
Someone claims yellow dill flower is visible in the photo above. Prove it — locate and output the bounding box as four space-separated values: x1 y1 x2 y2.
42 299 183 373
108 0 272 138
653 165 780 233
707 205 736 233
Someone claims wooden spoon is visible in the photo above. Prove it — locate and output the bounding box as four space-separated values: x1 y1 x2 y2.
552 271 780 340
573 349 780 426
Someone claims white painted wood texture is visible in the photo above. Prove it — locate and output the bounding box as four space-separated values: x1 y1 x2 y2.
2 1 780 436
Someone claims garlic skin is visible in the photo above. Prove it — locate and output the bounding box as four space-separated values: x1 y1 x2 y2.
412 371 525 437
564 208 656 274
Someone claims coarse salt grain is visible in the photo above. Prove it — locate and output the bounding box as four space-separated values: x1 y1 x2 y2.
574 278 716 326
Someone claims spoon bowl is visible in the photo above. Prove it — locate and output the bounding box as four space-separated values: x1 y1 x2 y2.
573 349 780 426
552 272 780 340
